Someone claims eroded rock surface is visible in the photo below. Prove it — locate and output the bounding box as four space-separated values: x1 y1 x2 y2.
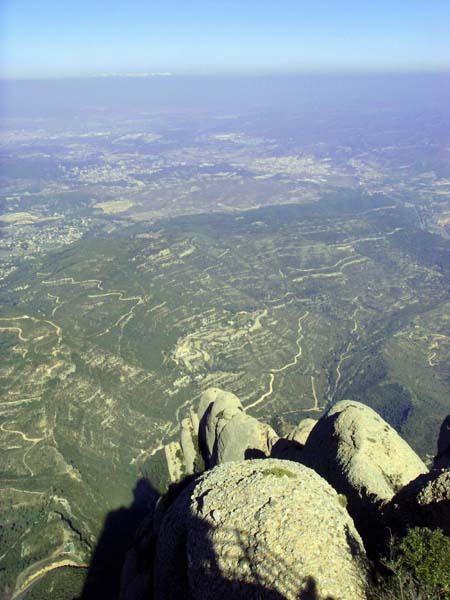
197 387 241 424
302 400 428 525
153 459 369 600
385 468 450 535
198 388 243 465
198 387 278 467
214 411 278 464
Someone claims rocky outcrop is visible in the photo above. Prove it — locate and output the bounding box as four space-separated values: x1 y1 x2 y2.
287 417 317 446
197 387 241 424
213 411 278 463
384 468 450 536
120 387 450 600
180 417 197 475
153 459 369 600
198 388 243 464
198 388 278 467
301 400 428 529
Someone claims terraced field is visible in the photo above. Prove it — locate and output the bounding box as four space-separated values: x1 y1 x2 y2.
1 192 450 597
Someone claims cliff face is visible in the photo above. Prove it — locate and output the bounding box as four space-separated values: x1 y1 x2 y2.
120 389 450 600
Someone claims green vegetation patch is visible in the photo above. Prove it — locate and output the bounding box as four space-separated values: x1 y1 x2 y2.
337 494 348 509
261 466 297 479
24 566 86 600
2 199 450 594
141 448 171 494
371 527 450 600
395 528 450 596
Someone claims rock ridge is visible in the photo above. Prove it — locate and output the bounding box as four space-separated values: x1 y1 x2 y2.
120 389 449 600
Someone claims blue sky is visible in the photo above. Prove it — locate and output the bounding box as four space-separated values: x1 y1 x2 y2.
3 0 450 78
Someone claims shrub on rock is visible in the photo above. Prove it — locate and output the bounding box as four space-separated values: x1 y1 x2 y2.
370 527 450 600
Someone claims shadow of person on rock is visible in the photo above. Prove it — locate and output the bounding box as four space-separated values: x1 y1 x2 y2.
437 414 450 454
81 478 159 600
153 486 338 600
434 414 450 468
82 472 343 600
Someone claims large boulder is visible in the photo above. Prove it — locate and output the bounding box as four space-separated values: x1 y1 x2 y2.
214 411 278 465
287 418 317 446
384 468 450 535
197 387 241 424
198 388 278 467
198 388 243 466
302 400 428 531
154 459 369 600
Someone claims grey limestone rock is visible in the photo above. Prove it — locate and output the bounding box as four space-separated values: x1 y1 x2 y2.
197 387 241 424
154 459 369 600
180 417 197 475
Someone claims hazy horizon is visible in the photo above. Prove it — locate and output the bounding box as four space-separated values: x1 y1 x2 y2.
2 67 450 81
3 72 450 118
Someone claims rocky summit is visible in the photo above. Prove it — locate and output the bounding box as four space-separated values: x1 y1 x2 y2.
153 460 369 600
120 390 449 600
